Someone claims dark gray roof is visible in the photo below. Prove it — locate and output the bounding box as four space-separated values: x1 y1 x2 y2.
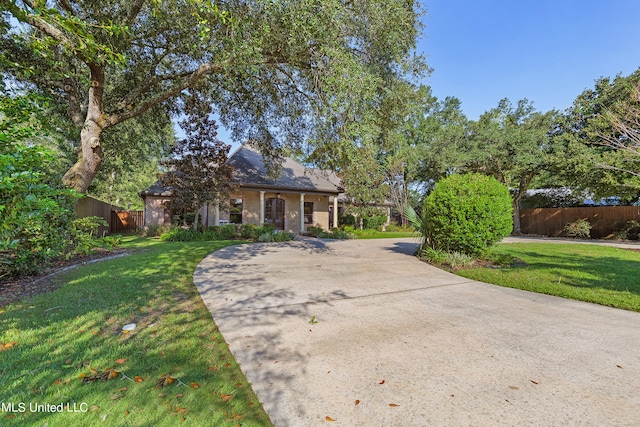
228 144 340 194
139 180 173 197
140 143 340 197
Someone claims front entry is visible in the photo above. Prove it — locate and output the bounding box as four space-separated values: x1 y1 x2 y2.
265 198 285 230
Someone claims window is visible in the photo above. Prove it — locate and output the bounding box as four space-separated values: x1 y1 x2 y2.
229 198 242 224
304 202 314 225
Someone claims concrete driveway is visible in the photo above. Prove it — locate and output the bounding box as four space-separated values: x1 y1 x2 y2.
194 238 640 426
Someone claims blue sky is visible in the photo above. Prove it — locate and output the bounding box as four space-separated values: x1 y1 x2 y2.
210 0 640 145
423 0 640 119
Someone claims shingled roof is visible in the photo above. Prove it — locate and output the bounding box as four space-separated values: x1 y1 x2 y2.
228 144 339 194
139 143 340 197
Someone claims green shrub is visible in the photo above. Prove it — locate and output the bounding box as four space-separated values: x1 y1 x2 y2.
563 219 592 239
338 213 356 227
306 226 324 237
421 173 513 255
330 228 355 239
613 220 640 240
363 214 387 230
420 248 476 270
70 216 109 255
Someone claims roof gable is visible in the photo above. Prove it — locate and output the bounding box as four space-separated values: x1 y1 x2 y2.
228 144 339 194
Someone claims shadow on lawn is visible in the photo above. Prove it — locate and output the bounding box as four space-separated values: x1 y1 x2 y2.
507 249 640 295
0 240 275 427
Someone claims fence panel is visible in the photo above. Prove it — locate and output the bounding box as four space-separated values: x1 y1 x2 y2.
520 206 640 238
111 211 144 233
75 196 117 236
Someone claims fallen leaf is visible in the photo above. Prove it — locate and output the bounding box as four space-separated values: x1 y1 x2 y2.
110 394 124 400
64 358 73 365
125 411 129 415
134 376 144 382
119 387 128 392
190 382 199 389
89 406 100 412
325 416 336 422
530 380 539 385
389 403 399 407
176 406 188 415
108 369 120 380
175 393 184 399
355 400 360 406
52 379 62 385
158 393 166 398
616 365 623 369
209 366 219 371
221 394 234 402
1 341 17 350
115 358 127 365
379 380 385 385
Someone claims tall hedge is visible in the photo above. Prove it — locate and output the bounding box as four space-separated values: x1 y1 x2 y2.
422 173 513 255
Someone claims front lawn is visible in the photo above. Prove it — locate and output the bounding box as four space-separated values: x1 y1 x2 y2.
456 243 640 312
0 237 273 427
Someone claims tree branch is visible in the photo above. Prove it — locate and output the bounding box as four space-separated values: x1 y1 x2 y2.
126 0 147 26
105 62 225 127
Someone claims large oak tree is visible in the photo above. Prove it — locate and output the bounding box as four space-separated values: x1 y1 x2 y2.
1 0 424 192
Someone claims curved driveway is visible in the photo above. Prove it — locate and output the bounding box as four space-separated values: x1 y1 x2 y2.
194 238 640 426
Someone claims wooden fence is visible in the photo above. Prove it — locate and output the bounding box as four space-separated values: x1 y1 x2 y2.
110 210 144 233
520 206 640 238
75 196 143 234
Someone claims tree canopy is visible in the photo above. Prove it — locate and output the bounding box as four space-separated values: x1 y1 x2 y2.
1 0 425 193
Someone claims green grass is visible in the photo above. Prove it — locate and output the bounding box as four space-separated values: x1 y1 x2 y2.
0 237 273 427
353 230 415 239
456 243 640 312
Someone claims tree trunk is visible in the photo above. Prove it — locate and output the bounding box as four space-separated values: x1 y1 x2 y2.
512 199 522 235
62 65 106 193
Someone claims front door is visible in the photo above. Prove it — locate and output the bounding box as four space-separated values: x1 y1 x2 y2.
265 198 285 230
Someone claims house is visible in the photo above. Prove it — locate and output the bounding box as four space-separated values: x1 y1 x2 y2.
139 143 342 233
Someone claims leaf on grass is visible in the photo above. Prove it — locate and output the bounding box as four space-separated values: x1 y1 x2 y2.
119 387 128 392
124 410 130 415
175 393 184 399
81 368 119 383
89 406 100 412
221 394 234 402
64 358 73 365
176 406 188 415
190 382 199 389
134 376 144 382
209 366 219 371
110 394 124 400
158 393 166 398
325 416 336 422
115 358 127 365
355 400 360 406
156 374 176 388
0 341 17 351
389 403 400 407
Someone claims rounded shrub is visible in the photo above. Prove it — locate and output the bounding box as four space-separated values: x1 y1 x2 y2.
422 173 513 255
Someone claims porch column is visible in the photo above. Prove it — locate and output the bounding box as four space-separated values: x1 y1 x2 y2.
213 203 220 226
259 191 265 225
333 195 338 229
299 193 305 233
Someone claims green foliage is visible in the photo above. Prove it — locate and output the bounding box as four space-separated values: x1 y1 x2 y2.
563 219 592 239
141 224 170 238
2 0 425 193
159 224 279 242
613 220 640 240
0 92 94 278
363 214 388 230
421 174 513 255
420 248 476 270
257 231 295 243
69 216 109 256
306 226 324 238
338 213 357 227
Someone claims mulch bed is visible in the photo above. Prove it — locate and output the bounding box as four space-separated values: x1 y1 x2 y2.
0 249 128 308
